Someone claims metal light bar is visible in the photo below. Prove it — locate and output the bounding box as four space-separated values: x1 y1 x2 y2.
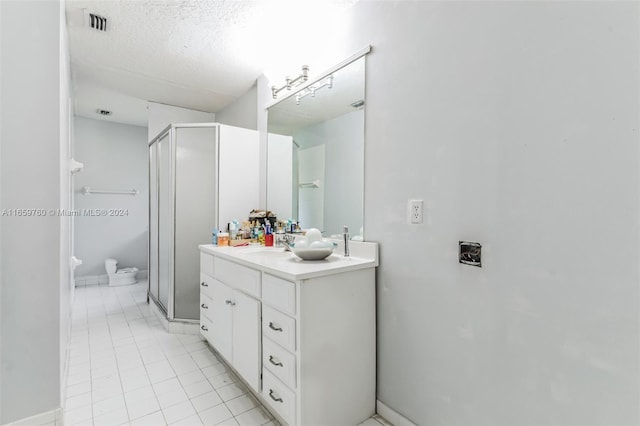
295 75 333 105
271 65 309 99
266 45 371 110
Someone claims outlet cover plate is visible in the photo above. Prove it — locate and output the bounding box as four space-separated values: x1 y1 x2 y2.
409 199 423 224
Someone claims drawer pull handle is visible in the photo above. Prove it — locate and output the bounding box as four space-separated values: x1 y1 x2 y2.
268 322 283 332
269 389 283 403
201 325 208 331
201 282 208 287
201 303 208 309
268 355 283 367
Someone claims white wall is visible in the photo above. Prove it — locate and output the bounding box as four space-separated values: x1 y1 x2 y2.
74 117 148 277
0 0 70 423
147 101 214 142
216 84 258 130
266 133 293 220
257 2 640 425
355 2 639 425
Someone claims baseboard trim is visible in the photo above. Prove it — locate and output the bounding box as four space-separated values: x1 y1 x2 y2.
376 400 417 426
75 269 148 287
3 408 61 426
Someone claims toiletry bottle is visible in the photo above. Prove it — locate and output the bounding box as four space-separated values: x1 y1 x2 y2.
212 228 218 246
275 226 285 247
264 220 274 247
253 220 262 243
229 220 237 240
218 232 229 246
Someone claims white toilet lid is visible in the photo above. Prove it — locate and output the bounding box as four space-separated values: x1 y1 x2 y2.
117 267 138 274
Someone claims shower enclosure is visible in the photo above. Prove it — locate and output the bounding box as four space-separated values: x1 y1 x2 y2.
148 123 259 321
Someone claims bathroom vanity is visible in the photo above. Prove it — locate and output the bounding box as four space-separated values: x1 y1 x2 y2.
198 242 378 426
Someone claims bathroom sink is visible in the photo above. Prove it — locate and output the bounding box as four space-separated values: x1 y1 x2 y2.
236 247 290 258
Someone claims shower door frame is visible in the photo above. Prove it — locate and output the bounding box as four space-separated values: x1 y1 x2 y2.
148 126 173 316
148 123 220 321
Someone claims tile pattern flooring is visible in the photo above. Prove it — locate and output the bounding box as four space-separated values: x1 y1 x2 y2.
64 281 390 426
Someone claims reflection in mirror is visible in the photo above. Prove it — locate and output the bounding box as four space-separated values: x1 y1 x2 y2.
267 56 365 239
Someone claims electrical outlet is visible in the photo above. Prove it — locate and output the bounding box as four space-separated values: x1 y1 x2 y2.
409 199 423 224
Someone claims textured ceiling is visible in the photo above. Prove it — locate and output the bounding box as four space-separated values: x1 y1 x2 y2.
66 0 357 127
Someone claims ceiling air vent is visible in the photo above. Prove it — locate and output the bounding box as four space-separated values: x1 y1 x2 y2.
96 109 112 116
85 11 108 32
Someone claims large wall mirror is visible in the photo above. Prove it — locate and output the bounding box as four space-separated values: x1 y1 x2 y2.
266 53 366 240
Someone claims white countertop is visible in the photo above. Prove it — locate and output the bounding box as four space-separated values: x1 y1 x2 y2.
199 242 378 281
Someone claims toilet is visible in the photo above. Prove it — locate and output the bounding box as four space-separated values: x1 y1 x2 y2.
105 258 138 286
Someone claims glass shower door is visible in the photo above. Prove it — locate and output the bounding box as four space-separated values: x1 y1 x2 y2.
173 126 217 320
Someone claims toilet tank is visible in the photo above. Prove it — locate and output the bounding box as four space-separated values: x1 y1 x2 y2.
105 258 118 274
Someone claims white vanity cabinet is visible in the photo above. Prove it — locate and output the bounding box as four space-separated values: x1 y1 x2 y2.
261 269 376 426
199 252 261 393
199 244 378 426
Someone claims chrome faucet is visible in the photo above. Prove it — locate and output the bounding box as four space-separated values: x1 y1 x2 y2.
343 226 350 258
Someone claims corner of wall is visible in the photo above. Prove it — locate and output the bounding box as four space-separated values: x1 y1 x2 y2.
256 75 271 208
0 2 3 422
215 83 258 131
147 101 215 142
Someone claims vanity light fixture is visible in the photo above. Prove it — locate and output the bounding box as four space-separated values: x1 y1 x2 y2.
295 75 334 105
271 65 310 99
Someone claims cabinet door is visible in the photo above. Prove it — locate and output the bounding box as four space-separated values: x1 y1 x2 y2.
232 291 261 392
211 280 233 362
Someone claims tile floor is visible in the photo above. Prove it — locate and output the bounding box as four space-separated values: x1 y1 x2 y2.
64 281 390 426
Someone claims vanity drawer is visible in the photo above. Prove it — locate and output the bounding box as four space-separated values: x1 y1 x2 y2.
200 273 214 298
200 293 213 322
262 274 296 316
262 370 296 426
214 257 261 298
263 337 296 389
200 252 214 277
262 305 296 352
